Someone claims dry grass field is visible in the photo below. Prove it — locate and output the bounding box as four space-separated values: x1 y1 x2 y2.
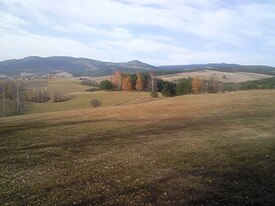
29 79 160 114
89 76 112 83
31 91 158 114
1 90 275 205
158 70 273 83
47 79 91 96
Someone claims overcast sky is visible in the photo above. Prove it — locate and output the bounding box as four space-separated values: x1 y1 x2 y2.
0 0 275 66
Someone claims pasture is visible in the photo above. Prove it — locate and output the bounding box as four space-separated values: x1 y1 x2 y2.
1 90 275 205
29 79 160 114
46 79 90 96
158 69 273 83
31 91 156 114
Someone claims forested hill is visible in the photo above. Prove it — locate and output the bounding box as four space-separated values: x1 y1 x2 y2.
0 56 157 76
0 56 275 77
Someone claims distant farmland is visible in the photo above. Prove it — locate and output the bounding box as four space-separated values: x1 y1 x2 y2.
158 69 273 83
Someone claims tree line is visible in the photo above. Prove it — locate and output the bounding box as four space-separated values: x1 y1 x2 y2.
0 80 50 117
97 72 275 97
96 71 157 92
217 77 275 91
96 72 225 97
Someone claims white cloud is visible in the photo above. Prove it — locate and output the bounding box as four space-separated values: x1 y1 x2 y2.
0 0 275 65
0 32 103 60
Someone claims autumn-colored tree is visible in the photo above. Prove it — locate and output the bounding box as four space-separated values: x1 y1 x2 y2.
135 73 144 92
112 70 123 90
192 76 202 94
122 75 132 91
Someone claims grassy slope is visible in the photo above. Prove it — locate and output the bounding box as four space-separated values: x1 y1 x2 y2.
31 79 158 114
1 90 275 205
46 79 90 96
31 91 154 114
158 70 273 83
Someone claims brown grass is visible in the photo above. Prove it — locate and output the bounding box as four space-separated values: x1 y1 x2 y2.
30 91 155 114
158 69 273 83
47 79 90 96
0 90 275 205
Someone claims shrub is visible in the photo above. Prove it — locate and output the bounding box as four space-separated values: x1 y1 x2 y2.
150 91 158 98
90 98 102 108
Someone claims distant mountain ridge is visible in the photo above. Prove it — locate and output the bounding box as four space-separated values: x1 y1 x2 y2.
0 56 275 77
0 56 157 77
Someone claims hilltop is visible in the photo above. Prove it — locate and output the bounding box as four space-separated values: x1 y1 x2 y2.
0 56 157 77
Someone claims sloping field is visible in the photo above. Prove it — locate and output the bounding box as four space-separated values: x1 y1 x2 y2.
31 91 156 114
31 79 159 114
47 79 90 96
89 75 112 83
1 90 275 205
158 70 273 83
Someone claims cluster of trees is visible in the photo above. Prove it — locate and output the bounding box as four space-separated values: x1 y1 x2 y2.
157 79 176 97
156 78 192 97
157 75 225 97
189 76 223 94
112 70 147 91
26 88 50 103
96 72 225 97
0 80 52 117
98 70 156 92
239 77 275 90
155 74 275 96
98 80 114 90
19 80 50 103
0 81 30 117
216 77 275 92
